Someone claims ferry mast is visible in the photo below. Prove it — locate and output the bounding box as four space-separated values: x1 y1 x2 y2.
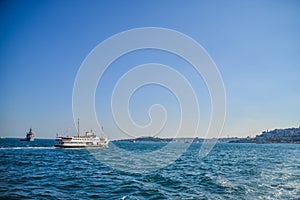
77 118 80 138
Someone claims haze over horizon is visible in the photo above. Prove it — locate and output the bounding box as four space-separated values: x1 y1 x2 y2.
1 1 299 139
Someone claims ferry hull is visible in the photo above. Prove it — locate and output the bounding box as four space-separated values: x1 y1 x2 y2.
54 143 108 148
54 144 87 148
54 137 109 148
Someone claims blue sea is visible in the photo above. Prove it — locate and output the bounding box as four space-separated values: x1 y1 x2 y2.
0 138 299 199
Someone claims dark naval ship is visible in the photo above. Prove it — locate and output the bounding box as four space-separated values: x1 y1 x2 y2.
20 128 34 142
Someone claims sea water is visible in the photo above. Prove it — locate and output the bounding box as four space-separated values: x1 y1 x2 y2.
0 138 299 199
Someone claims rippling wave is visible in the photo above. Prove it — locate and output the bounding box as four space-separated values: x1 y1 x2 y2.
0 147 56 150
0 138 299 199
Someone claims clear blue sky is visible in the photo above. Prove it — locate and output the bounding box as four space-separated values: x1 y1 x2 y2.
0 0 299 139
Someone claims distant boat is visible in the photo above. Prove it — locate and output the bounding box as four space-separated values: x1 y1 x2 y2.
54 119 109 148
20 128 34 141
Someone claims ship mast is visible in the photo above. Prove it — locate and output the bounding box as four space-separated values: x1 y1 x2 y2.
77 118 80 138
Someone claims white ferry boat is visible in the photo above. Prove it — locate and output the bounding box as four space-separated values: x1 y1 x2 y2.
54 119 109 148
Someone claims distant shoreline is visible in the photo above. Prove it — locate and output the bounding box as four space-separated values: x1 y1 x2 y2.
116 127 300 144
2 126 300 144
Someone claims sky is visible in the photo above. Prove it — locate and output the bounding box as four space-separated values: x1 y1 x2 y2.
0 0 299 139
